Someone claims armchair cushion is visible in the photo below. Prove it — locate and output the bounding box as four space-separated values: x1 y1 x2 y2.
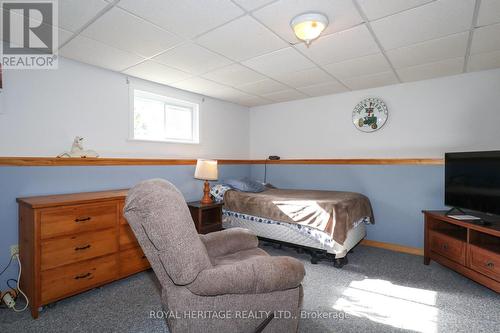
187 256 305 296
200 228 259 258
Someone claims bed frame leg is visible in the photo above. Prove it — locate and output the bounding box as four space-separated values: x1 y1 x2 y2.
308 250 326 264
333 256 348 268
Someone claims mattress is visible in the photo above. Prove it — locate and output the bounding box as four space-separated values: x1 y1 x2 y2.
223 188 373 245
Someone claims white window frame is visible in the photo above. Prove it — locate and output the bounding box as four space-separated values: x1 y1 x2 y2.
129 88 200 144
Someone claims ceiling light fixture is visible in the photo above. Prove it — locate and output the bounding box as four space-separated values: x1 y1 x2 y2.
290 12 329 46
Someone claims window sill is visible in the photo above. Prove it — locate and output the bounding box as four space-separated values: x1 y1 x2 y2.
128 138 200 145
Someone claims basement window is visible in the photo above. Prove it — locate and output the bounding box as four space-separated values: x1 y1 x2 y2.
131 89 199 144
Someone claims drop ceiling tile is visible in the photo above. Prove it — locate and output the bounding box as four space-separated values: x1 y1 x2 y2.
343 71 398 90
241 96 273 107
295 24 379 64
242 47 315 77
477 0 500 27
196 16 288 61
371 0 475 50
153 43 232 75
212 88 272 107
297 81 349 97
471 22 500 55
272 67 334 88
357 0 434 21
228 96 271 107
323 53 391 80
170 77 234 97
201 64 267 87
468 50 500 72
58 29 74 47
59 0 109 32
207 86 251 100
238 79 289 95
252 0 363 43
123 61 192 85
210 89 268 106
397 57 464 82
233 0 277 11
386 32 469 69
261 89 308 103
81 8 181 58
60 35 144 72
117 0 243 38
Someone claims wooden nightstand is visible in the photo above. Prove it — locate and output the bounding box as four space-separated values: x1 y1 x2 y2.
188 201 223 234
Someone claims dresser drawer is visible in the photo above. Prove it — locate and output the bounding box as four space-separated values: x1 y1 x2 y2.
41 228 118 271
119 225 139 250
430 231 466 265
41 254 117 304
41 202 117 239
469 245 500 282
119 247 150 277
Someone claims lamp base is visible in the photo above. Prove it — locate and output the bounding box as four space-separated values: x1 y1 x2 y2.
201 180 213 204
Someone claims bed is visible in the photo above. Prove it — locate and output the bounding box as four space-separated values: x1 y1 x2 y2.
219 187 374 267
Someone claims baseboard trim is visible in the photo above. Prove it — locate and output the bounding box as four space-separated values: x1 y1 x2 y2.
361 239 424 256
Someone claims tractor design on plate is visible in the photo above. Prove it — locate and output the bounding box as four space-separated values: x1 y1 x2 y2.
352 97 388 133
357 102 378 130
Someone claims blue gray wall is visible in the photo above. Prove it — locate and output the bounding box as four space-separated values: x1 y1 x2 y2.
251 164 445 248
0 164 249 287
0 163 444 287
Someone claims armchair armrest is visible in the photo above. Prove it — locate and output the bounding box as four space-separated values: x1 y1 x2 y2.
199 227 258 257
187 256 305 296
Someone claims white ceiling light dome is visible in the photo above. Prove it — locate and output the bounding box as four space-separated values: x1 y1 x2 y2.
290 12 329 46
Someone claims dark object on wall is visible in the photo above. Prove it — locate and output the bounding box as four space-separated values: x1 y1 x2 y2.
445 151 500 218
264 155 281 183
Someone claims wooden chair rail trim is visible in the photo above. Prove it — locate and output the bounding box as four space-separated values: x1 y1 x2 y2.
0 157 443 166
249 158 443 165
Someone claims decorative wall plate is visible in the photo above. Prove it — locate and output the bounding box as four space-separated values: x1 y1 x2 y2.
352 97 388 132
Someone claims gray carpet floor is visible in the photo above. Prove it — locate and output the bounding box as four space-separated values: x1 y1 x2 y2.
1 245 499 333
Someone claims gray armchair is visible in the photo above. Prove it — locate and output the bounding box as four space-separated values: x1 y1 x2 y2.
124 179 305 333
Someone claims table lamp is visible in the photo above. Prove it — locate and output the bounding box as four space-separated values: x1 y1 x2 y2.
194 159 218 204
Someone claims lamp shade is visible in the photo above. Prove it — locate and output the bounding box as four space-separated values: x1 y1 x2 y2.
194 159 218 180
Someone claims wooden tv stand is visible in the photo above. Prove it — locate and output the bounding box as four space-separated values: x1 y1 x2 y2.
423 211 499 292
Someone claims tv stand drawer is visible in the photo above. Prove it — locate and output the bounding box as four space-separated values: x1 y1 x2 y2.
469 245 500 282
430 231 466 265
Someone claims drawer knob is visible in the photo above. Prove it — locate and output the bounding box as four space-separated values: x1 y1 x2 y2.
442 243 449 250
75 244 91 251
74 272 92 280
141 255 147 259
75 217 91 223
486 261 494 269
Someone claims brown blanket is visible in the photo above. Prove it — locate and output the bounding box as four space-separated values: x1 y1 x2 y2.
224 188 373 245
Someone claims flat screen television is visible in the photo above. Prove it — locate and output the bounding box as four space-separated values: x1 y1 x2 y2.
445 151 500 216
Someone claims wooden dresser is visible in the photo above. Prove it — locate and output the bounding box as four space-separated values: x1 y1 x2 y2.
423 211 500 292
17 190 150 319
